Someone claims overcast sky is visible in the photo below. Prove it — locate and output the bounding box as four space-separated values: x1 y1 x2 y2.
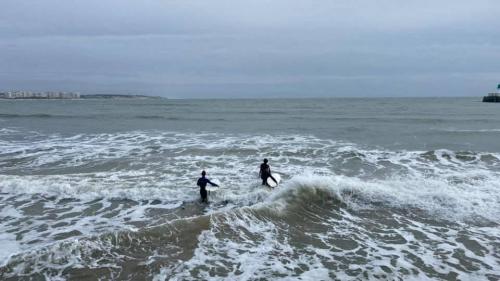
1 1 499 98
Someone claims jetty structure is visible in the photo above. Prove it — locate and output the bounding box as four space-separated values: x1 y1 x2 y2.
483 84 500 102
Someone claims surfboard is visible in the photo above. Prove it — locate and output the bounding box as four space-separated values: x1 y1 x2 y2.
206 185 220 192
266 173 281 188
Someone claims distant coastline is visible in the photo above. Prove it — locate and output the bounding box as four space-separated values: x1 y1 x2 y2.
0 91 161 100
80 94 161 99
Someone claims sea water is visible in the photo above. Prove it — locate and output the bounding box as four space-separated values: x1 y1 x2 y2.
0 98 499 280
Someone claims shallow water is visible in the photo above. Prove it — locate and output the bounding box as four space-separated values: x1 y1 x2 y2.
0 98 499 280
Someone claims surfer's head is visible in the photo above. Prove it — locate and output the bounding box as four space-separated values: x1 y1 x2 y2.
201 170 206 176
263 159 268 163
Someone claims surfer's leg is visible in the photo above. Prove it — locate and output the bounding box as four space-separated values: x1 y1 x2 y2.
263 176 272 186
200 189 208 203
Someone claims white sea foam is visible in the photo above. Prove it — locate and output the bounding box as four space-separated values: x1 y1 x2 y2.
1 130 498 202
155 205 500 280
0 232 20 267
0 128 18 134
1 130 500 279
442 128 500 133
0 173 195 202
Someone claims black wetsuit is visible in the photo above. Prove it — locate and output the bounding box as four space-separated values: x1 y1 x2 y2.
260 163 277 186
197 176 218 202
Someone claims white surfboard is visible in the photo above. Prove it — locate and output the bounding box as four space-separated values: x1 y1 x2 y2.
266 173 281 188
206 185 220 192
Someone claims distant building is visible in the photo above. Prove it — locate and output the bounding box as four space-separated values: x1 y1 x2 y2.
0 90 80 99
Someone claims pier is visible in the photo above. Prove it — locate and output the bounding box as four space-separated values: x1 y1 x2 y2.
483 84 500 103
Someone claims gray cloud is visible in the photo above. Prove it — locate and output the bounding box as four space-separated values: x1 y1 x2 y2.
1 0 499 97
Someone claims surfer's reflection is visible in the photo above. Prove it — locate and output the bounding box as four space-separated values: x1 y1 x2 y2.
197 170 219 203
259 158 277 187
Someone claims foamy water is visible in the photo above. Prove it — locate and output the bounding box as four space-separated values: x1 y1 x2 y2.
0 98 499 280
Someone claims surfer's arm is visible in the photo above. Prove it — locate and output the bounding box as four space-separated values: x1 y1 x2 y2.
207 180 219 187
269 174 277 184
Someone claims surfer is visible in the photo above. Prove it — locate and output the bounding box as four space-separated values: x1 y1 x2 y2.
197 170 219 203
259 159 277 187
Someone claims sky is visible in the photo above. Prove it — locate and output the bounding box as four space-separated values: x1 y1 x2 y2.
0 0 499 98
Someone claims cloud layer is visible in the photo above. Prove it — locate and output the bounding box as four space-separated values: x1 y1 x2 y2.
1 0 499 97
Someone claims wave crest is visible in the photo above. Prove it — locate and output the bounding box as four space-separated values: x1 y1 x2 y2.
263 174 500 223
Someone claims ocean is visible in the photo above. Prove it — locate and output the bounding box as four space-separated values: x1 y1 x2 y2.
0 97 499 280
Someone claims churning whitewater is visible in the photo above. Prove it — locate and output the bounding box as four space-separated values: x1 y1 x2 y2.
0 98 499 280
